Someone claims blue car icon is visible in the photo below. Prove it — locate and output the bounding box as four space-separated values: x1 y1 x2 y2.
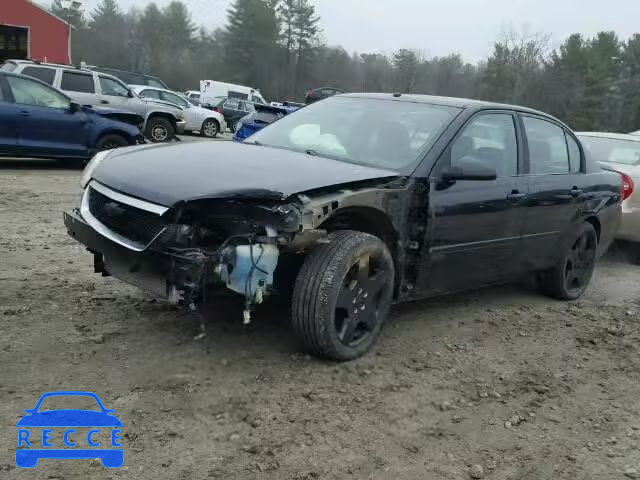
16 391 123 468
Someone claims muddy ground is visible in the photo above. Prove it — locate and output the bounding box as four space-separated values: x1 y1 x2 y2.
1 162 639 480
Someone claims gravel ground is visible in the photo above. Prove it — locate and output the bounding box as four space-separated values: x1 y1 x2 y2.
1 162 639 480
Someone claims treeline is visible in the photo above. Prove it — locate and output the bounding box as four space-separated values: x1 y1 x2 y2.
53 0 640 132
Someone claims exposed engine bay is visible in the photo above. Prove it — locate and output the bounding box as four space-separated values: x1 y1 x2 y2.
65 177 408 330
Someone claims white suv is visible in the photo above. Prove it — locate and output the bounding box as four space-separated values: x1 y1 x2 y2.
2 60 186 142
132 86 226 138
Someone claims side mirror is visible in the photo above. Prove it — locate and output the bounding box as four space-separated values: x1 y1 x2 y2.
127 89 134 98
441 156 497 182
69 102 81 113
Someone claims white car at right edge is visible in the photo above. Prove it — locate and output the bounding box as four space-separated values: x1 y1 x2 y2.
578 132 639 262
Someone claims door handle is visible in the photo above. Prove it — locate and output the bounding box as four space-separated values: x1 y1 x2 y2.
570 187 584 197
18 111 31 117
507 191 527 203
100 100 110 104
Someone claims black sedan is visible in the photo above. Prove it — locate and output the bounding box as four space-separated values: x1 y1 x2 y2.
64 93 622 361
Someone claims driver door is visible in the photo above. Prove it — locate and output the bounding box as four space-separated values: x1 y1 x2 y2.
420 111 529 293
6 75 88 158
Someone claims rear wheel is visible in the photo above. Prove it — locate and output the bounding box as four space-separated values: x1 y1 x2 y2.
539 223 598 300
96 133 129 152
229 119 237 133
291 231 395 361
200 119 219 138
145 117 175 142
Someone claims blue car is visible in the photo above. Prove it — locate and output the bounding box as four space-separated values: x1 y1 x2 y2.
233 103 300 142
0 71 144 161
16 391 123 468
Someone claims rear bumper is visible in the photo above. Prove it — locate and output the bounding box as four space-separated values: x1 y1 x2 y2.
617 207 640 243
64 208 204 300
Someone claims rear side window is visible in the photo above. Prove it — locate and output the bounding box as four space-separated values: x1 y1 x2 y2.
523 117 570 174
21 66 56 85
139 89 160 100
60 71 95 93
224 98 240 109
567 134 582 173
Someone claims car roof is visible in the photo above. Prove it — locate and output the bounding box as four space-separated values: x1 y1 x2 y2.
7 59 91 71
576 131 640 142
340 92 558 117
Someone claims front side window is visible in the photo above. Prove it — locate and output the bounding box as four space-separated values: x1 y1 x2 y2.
60 71 95 93
523 116 570 174
249 96 461 172
7 75 69 109
99 76 129 97
21 66 56 85
448 113 518 177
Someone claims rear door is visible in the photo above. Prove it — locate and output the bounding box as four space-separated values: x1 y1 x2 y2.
421 111 529 293
58 70 98 106
0 75 18 154
519 115 585 270
6 75 88 157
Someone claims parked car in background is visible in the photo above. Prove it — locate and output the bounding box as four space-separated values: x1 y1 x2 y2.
0 71 143 161
82 64 170 90
211 97 255 132
200 80 267 106
1 60 186 143
133 86 226 138
185 90 203 105
65 93 622 361
304 87 346 104
233 103 299 142
577 132 639 261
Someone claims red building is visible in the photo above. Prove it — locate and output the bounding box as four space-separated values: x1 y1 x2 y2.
0 0 71 64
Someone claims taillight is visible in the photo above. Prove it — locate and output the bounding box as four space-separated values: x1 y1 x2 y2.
306 89 313 98
620 171 634 201
214 106 222 113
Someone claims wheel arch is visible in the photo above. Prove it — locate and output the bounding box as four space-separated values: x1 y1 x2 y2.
145 111 178 128
90 128 136 148
584 215 601 243
319 206 401 295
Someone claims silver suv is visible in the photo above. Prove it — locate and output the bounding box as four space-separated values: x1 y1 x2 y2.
2 60 186 142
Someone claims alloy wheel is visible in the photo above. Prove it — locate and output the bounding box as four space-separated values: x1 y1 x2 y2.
334 254 390 347
564 231 597 294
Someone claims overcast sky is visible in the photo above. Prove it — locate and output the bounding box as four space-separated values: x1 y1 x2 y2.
55 0 640 62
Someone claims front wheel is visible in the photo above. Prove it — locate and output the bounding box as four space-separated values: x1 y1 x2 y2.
291 231 395 361
200 119 219 138
96 134 129 152
145 118 175 143
539 223 598 300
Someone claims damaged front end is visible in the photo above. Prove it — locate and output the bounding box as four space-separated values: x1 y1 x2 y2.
64 176 406 327
64 180 309 324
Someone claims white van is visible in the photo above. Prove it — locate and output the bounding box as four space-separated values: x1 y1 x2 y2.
200 80 267 105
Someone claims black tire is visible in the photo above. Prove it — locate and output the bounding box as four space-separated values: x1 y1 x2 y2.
539 223 598 300
145 117 175 143
229 119 237 133
291 230 395 361
96 133 129 152
200 119 219 138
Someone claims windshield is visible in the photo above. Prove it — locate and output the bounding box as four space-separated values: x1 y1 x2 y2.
579 135 640 166
248 96 460 172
